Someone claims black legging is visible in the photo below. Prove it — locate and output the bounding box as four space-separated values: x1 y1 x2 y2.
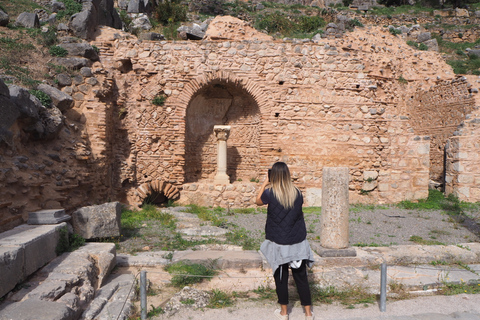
273 260 312 306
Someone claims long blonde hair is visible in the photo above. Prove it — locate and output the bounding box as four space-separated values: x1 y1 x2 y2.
269 162 298 209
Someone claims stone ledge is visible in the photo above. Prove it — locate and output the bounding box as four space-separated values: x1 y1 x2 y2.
0 223 66 298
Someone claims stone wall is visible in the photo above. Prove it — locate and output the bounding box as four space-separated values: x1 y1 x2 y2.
89 26 446 206
2 24 479 231
408 78 476 182
445 76 480 202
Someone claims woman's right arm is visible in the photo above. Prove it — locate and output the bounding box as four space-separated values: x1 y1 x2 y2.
255 176 269 206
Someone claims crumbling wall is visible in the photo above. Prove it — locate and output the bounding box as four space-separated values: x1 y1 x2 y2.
89 26 450 206
408 78 475 182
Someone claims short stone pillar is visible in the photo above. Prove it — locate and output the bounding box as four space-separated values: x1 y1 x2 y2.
320 167 350 249
213 125 231 185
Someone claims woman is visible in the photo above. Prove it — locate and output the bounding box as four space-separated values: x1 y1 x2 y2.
256 162 315 320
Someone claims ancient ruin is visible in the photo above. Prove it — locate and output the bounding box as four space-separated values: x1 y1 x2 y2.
0 14 479 231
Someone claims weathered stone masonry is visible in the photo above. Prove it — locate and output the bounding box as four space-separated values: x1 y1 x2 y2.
3 25 479 231
87 26 453 207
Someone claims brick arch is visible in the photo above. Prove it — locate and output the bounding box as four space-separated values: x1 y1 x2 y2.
175 70 274 115
136 180 180 202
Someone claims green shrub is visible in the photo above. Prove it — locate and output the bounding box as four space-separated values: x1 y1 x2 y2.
419 43 428 51
56 0 83 20
389 27 402 36
297 15 325 33
346 18 363 31
255 11 293 34
155 0 187 25
407 40 418 48
56 227 85 255
30 89 52 107
49 45 68 57
152 94 166 106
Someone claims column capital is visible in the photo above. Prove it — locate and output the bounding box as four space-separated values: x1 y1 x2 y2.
213 125 231 141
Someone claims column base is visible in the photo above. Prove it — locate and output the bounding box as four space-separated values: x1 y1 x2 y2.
214 173 230 185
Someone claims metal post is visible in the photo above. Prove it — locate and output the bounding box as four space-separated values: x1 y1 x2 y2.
380 262 387 312
140 270 147 320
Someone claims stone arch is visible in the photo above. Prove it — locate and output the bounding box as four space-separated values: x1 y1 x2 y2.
175 71 274 115
176 71 274 183
136 180 180 205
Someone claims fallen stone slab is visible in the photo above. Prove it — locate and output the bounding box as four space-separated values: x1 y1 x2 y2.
0 223 66 298
27 209 71 225
0 243 117 319
0 298 76 320
0 245 24 299
82 273 135 320
72 202 122 239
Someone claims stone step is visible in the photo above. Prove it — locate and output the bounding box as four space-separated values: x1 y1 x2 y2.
0 243 120 320
0 223 66 298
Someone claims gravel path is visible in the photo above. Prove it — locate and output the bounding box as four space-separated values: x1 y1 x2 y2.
224 206 480 247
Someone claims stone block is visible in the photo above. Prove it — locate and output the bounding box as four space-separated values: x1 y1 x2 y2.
72 202 121 239
0 245 24 298
305 187 322 207
457 174 474 184
0 223 64 277
0 297 75 320
27 209 71 225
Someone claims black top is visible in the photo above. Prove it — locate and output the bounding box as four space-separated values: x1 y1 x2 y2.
261 188 307 245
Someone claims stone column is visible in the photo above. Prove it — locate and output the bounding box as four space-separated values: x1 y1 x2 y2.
213 125 231 185
321 167 350 249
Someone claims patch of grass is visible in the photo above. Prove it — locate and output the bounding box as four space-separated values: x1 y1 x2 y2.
165 261 216 288
303 207 322 214
185 204 227 227
226 227 259 250
230 208 259 214
56 227 85 255
55 0 83 21
0 0 43 17
147 305 164 317
122 204 176 231
447 55 480 75
430 260 448 266
352 242 390 247
397 189 447 210
350 203 376 213
409 235 445 245
49 45 68 57
310 285 376 306
253 285 276 300
439 282 480 295
208 289 233 308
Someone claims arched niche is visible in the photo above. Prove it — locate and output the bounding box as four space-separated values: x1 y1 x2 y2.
184 80 260 183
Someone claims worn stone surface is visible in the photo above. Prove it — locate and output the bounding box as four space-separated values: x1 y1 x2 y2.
0 299 76 320
27 209 71 225
321 167 350 249
72 202 122 239
0 245 24 299
0 223 64 278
